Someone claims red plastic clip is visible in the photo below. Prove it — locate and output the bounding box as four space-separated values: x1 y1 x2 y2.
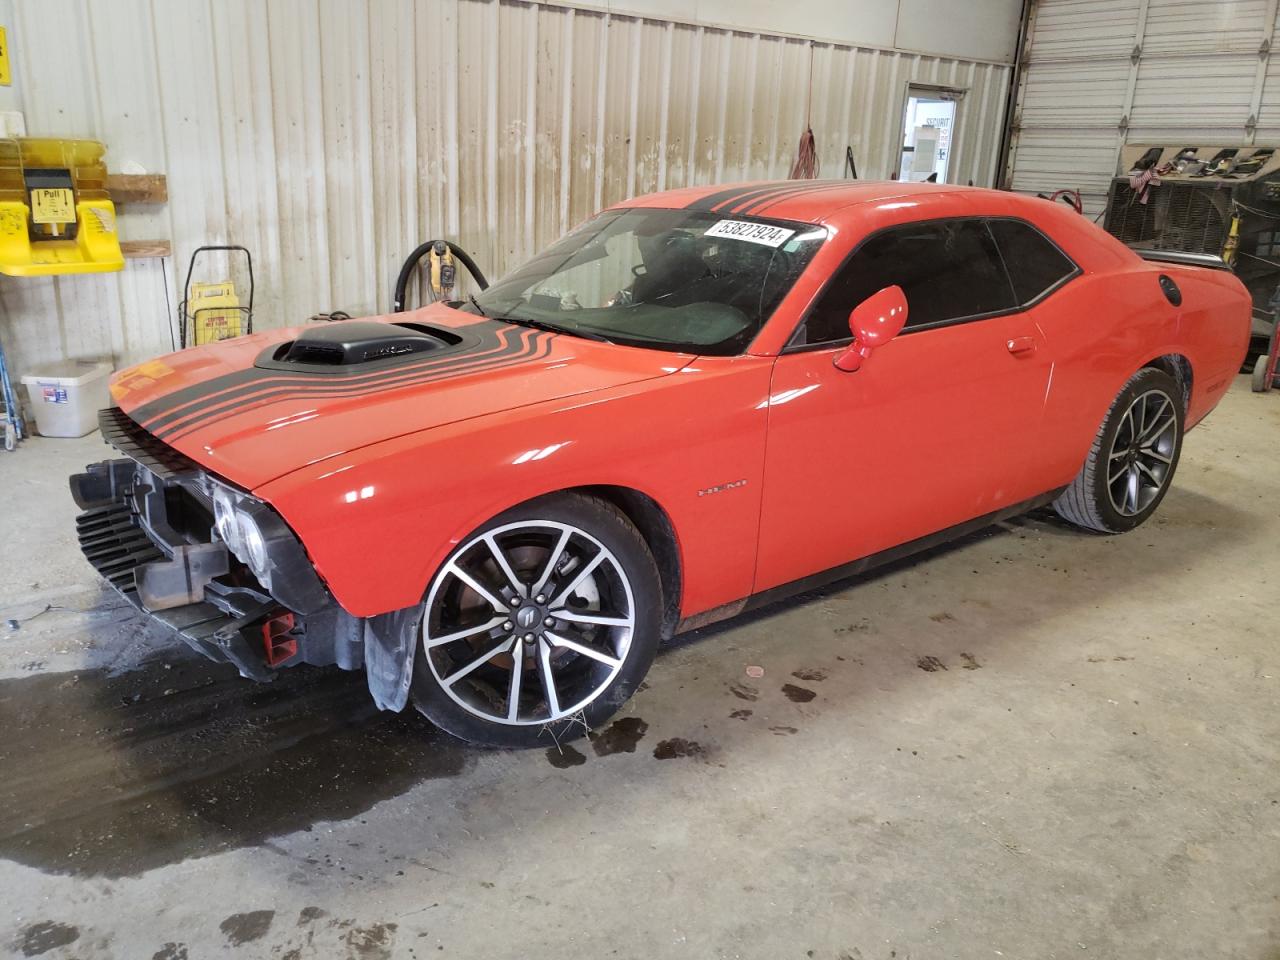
261 611 297 666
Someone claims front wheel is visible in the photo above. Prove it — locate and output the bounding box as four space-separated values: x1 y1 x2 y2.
1053 367 1184 533
411 493 662 748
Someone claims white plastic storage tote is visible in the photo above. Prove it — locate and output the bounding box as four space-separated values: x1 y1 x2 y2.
20 360 113 438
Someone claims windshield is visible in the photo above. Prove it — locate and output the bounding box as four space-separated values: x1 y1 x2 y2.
465 208 826 355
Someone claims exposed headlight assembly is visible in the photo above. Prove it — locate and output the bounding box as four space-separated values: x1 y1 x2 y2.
239 513 268 576
212 486 244 557
209 482 271 582
203 478 329 615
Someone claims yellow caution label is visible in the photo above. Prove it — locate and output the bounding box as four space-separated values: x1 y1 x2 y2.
0 27 10 87
85 205 116 233
189 280 242 345
31 187 74 224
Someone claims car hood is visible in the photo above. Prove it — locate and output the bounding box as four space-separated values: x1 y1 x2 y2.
109 304 693 490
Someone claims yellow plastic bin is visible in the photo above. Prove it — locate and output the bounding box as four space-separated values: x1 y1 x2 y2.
20 360 113 437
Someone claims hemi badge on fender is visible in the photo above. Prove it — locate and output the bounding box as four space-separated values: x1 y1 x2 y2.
698 479 748 497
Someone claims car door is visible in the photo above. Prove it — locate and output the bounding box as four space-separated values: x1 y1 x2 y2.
753 217 1054 594
983 217 1087 493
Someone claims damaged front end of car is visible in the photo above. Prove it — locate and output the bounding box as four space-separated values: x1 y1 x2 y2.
69 406 418 709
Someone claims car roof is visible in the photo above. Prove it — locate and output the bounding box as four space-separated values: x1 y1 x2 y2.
619 179 986 225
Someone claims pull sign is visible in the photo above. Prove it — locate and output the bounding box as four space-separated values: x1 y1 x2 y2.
31 187 74 224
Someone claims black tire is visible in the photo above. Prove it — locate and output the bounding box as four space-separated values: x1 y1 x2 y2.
411 492 662 748
1053 367 1185 533
1253 354 1273 393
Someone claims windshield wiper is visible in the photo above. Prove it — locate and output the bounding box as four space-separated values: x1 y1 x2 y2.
467 294 488 317
495 315 615 344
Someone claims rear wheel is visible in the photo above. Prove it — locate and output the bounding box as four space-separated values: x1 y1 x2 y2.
412 493 661 748
1054 367 1184 533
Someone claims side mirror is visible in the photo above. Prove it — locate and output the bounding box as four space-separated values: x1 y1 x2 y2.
833 285 908 372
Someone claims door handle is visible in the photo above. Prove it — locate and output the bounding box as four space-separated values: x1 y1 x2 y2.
1006 336 1037 356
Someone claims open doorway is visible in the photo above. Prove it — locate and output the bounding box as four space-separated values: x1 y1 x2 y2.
899 87 960 183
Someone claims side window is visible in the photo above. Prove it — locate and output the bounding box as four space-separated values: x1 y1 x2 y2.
796 219 1016 346
987 219 1077 305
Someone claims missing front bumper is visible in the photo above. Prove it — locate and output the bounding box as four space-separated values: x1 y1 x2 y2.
71 442 356 681
135 542 230 611
75 493 280 680
72 408 381 698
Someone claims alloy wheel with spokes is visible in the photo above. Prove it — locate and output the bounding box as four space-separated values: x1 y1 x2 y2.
421 516 641 732
1105 388 1179 517
1054 366 1185 534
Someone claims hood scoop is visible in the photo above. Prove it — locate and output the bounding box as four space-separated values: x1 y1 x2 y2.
257 319 466 373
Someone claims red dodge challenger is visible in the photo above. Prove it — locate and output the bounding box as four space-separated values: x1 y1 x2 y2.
72 180 1250 747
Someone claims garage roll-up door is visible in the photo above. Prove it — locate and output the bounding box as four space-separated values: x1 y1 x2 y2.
1008 0 1280 217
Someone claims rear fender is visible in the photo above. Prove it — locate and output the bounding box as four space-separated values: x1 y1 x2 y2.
1033 265 1245 486
1158 265 1250 426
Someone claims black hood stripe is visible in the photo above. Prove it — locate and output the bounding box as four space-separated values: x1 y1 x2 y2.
134 320 517 435
160 329 556 444
151 327 549 442
143 332 520 438
156 327 548 441
129 366 268 429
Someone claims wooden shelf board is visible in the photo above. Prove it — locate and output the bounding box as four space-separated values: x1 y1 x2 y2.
106 174 168 204
120 239 171 259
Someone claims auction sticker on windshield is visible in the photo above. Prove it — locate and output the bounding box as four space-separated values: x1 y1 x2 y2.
704 219 796 247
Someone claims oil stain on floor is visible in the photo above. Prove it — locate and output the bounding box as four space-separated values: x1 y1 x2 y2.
588 716 649 756
219 910 275 947
0 650 470 878
545 743 588 768
12 920 79 957
780 683 816 703
652 737 703 759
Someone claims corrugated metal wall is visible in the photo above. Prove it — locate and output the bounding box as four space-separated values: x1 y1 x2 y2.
1008 0 1280 217
0 0 1010 383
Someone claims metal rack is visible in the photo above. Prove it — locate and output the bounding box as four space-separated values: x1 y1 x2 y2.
1103 144 1280 352
178 245 254 349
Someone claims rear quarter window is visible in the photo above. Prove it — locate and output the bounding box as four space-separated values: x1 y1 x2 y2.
988 219 1078 305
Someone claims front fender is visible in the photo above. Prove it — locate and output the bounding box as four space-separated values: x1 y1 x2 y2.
255 355 774 619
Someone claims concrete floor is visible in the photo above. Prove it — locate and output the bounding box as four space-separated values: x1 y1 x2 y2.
0 377 1277 960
